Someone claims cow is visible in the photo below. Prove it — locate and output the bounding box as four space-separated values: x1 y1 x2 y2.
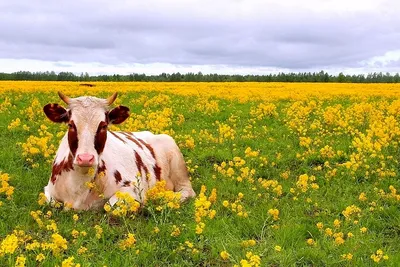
42 92 196 210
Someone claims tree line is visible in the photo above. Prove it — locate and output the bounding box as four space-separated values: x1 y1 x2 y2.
0 70 400 83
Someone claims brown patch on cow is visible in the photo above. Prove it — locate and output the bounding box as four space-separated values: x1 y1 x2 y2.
43 103 69 123
68 120 78 156
109 131 126 144
104 111 110 124
121 133 143 149
67 153 74 167
97 160 107 174
154 165 161 181
136 138 156 158
79 83 96 87
135 151 149 178
135 137 161 181
122 181 131 187
95 121 108 154
114 170 122 184
51 154 74 184
108 106 130 124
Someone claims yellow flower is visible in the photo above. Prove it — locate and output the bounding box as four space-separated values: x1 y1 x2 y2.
104 203 111 212
306 238 316 246
46 220 58 232
241 239 257 247
85 181 95 189
153 227 160 234
36 253 46 262
61 256 80 267
371 249 389 263
268 208 279 221
7 118 21 130
334 236 345 246
280 171 290 180
146 180 181 211
37 192 48 206
26 240 40 250
194 185 217 226
94 225 103 239
73 214 79 222
220 250 230 260
359 192 367 201
0 234 19 254
51 233 68 255
341 253 353 260
15 255 26 267
185 241 194 248
342 205 361 220
347 232 354 238
223 200 229 207
171 225 181 237
87 167 95 176
119 233 136 250
71 229 79 239
0 172 14 200
78 246 88 254
245 251 261 266
360 227 368 233
274 245 282 252
208 209 216 219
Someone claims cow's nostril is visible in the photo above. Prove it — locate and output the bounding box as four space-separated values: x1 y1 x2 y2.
77 153 95 166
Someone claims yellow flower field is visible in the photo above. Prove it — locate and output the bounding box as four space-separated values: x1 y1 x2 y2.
2 81 400 101
1 81 400 266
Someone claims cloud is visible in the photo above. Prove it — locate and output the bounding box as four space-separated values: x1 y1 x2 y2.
0 0 399 74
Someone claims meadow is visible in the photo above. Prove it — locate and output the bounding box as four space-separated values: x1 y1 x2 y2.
1 81 400 266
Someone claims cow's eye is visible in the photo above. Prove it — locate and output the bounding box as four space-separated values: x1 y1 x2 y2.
68 123 73 128
102 124 108 130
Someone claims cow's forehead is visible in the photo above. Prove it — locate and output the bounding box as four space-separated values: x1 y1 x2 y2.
68 96 108 124
69 96 109 110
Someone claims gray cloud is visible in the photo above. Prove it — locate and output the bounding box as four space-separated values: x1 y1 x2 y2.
0 0 399 72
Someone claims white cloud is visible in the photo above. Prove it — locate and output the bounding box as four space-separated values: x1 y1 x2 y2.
0 59 290 75
361 50 400 68
0 0 399 74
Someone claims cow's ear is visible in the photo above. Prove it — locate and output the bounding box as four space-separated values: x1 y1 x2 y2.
43 104 69 123
108 105 130 124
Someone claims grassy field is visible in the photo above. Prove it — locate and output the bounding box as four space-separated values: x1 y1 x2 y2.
1 81 400 266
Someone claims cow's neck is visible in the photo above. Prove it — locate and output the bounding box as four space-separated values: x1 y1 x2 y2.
54 154 104 210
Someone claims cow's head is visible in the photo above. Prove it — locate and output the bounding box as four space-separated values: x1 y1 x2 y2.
43 92 129 169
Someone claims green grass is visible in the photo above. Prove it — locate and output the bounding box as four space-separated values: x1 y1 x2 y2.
0 90 400 266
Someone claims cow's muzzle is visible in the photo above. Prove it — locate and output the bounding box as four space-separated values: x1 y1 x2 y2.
76 153 95 167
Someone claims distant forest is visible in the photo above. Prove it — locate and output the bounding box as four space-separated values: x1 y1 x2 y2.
1 70 400 83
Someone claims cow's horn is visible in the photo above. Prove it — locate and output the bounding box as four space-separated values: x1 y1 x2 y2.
58 91 70 105
107 92 118 105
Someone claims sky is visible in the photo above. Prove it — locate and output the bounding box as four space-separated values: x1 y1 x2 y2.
0 0 399 75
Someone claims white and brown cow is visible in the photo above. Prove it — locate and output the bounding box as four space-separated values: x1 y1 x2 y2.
43 92 195 210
